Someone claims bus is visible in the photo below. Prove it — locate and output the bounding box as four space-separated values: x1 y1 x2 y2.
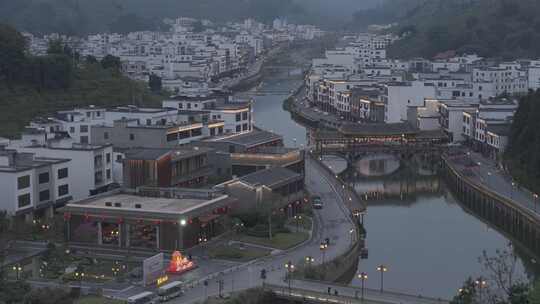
158 281 184 302
127 291 159 304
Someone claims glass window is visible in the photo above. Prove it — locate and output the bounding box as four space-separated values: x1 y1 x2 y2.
236 125 241 132
106 153 111 164
58 168 68 179
18 193 31 208
242 112 248 120
235 113 241 122
69 127 75 133
80 136 89 144
80 125 88 133
104 132 109 140
38 172 49 184
58 184 69 196
39 190 50 202
17 175 30 190
129 134 135 141
106 169 111 180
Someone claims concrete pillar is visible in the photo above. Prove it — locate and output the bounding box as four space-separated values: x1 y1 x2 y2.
125 224 130 248
156 225 160 250
45 206 54 219
24 212 34 224
97 221 103 245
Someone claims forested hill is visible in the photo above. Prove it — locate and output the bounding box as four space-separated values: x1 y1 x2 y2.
350 0 540 60
0 0 381 34
505 91 540 194
0 24 163 138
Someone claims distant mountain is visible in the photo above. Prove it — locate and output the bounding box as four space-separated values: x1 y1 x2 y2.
354 0 540 59
0 0 382 35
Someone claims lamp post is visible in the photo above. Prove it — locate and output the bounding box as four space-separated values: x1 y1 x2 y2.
320 242 328 264
12 264 22 280
358 272 368 301
475 277 487 302
293 215 302 232
376 265 388 293
349 228 355 245
511 181 516 199
74 271 85 288
284 261 295 295
534 194 538 213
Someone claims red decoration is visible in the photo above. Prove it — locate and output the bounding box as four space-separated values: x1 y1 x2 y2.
167 251 197 274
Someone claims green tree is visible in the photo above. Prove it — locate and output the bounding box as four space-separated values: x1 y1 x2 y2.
530 281 540 304
0 23 27 86
23 287 73 304
450 277 477 304
148 73 162 92
0 281 31 304
47 39 64 55
100 55 121 73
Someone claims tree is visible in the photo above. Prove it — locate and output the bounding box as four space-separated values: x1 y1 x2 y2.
100 55 121 72
450 277 477 304
85 55 98 64
529 281 540 304
0 281 31 304
148 73 162 92
23 287 73 304
0 23 27 86
47 39 64 55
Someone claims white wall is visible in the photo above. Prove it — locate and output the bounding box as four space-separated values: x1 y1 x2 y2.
385 82 436 123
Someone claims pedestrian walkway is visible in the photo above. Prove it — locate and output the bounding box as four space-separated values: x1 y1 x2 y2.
445 149 540 218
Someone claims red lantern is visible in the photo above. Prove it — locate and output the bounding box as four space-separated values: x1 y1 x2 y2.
118 217 124 224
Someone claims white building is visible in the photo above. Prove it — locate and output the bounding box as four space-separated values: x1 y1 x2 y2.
383 81 437 123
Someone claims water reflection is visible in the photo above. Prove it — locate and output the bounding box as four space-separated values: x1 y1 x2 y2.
346 159 537 298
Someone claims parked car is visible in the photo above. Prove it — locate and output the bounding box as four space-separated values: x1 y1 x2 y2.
312 196 323 209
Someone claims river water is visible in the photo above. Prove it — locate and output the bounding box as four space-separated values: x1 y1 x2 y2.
243 70 538 299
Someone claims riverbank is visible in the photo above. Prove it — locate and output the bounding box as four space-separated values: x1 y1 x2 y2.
442 151 540 259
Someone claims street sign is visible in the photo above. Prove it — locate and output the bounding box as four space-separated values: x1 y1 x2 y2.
143 253 164 287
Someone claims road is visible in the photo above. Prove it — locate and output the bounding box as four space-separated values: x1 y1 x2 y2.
447 149 540 217
175 157 357 303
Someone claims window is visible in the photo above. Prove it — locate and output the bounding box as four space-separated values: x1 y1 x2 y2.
106 169 111 180
242 123 248 131
17 175 30 190
178 103 183 109
80 125 88 133
39 190 50 202
58 184 69 196
104 132 109 140
38 172 49 184
86 112 91 118
129 134 135 141
96 111 101 117
69 127 75 133
18 193 31 208
116 155 123 161
146 119 152 126
235 113 241 122
210 128 216 136
106 153 111 164
236 125 241 132
95 171 103 184
80 136 89 144
242 112 248 120
58 168 68 179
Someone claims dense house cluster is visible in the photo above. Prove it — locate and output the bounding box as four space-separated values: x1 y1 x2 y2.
0 77 308 250
306 34 540 164
23 17 324 95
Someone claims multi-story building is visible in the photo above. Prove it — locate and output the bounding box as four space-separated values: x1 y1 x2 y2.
0 148 71 221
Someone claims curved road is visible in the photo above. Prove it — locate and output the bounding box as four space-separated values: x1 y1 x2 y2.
177 157 356 303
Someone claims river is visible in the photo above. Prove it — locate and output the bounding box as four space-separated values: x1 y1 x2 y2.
242 67 539 299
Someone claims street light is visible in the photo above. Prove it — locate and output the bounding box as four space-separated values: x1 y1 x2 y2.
349 228 355 244
534 194 539 212
12 264 22 280
376 264 388 293
293 215 302 232
320 242 328 264
358 272 368 301
284 261 295 295
475 278 487 301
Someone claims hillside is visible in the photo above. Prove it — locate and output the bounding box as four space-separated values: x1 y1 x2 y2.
504 90 540 194
351 0 540 59
0 0 381 34
0 24 164 138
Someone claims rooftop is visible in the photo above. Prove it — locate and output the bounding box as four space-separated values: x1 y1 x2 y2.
62 193 233 219
486 124 512 136
239 167 302 189
339 122 417 136
205 130 282 148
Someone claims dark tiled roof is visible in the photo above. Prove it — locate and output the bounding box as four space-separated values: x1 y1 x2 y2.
209 130 282 148
487 124 511 136
339 122 417 136
240 167 301 189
